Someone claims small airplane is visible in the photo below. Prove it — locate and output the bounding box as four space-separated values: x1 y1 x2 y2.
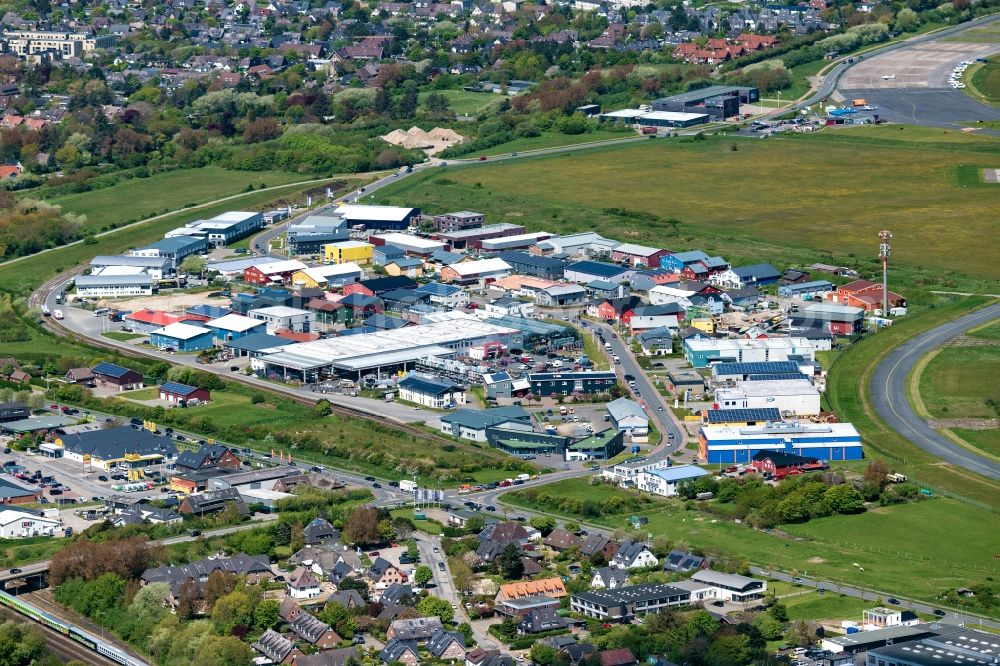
881 74 895 80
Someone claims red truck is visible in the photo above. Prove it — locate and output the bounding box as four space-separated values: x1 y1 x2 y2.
640 126 657 135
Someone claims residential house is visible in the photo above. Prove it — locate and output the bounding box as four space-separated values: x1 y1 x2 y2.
611 540 658 569
387 617 443 642
174 444 240 472
91 361 144 391
291 647 362 666
712 263 781 289
635 327 675 356
542 528 582 552
590 566 628 590
398 375 466 409
64 367 95 385
426 629 466 660
304 517 339 545
252 628 294 664
380 639 420 666
519 606 569 634
599 648 637 666
496 578 567 603
662 550 707 574
579 533 619 561
178 487 248 516
370 556 408 589
289 610 341 648
288 565 322 599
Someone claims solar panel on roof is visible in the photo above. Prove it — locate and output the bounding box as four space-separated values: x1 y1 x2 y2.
745 373 808 381
704 408 782 424
712 361 800 376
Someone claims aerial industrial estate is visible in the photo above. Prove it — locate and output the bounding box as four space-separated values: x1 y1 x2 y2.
0 0 997 662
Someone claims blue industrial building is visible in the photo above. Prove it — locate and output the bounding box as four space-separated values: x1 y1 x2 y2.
698 422 862 464
150 322 215 352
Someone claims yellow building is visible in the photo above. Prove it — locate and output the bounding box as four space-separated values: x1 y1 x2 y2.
384 259 424 278
322 241 373 264
690 318 716 335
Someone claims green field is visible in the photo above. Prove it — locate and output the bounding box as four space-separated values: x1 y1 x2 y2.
101 331 145 342
0 178 356 295
47 167 307 234
373 131 1000 290
969 321 1000 339
966 57 1000 107
918 347 1000 419
825 296 1000 508
503 480 1000 614
419 89 504 116
950 428 1000 457
944 24 1000 43
481 130 635 156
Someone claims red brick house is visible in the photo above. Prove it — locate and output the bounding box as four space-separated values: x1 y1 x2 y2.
593 296 643 325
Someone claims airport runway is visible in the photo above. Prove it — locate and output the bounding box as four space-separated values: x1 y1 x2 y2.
837 17 1000 128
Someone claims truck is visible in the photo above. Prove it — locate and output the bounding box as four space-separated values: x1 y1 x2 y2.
399 479 417 493
515 473 530 483
52 309 64 320
886 473 908 484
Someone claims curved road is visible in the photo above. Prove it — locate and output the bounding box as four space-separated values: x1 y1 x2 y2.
870 300 1000 481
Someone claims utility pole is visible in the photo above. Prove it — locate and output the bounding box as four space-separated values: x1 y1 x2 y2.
879 230 892 316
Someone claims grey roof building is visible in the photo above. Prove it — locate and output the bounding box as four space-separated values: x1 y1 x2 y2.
497 251 566 279
426 629 466 657
379 639 420 664
388 616 443 642
570 583 691 621
304 517 339 545
252 628 293 663
59 426 177 462
293 647 362 666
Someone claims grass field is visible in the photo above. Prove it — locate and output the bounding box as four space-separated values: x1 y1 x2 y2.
966 57 1000 107
419 89 504 116
390 508 443 535
918 347 1000 419
47 167 307 234
970 321 1000 339
825 296 1000 508
950 428 1000 457
0 178 358 295
503 480 1000 614
944 24 1000 43
482 130 635 156
373 131 1000 291
101 331 145 342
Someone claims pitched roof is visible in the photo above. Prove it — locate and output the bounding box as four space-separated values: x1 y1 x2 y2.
290 610 337 643
599 648 636 666
379 638 420 663
543 527 583 550
498 577 567 600
91 361 137 378
252 628 293 662
426 629 465 656
289 565 320 589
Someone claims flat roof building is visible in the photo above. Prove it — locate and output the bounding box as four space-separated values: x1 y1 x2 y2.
370 233 446 257
165 211 264 247
570 583 691 622
131 236 210 269
715 378 821 416
75 273 154 298
684 337 817 368
435 223 526 250
150 322 216 352
331 204 420 230
652 86 758 121
699 422 862 464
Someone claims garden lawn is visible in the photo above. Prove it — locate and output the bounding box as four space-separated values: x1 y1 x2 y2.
120 387 158 400
780 589 874 623
47 167 307 234
391 508 443 535
373 131 1000 290
917 346 1000 419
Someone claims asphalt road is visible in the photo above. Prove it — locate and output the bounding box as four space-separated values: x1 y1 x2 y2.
788 14 1000 119
870 300 1000 481
752 568 1000 631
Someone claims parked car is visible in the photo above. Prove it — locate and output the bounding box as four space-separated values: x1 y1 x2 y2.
98 475 108 482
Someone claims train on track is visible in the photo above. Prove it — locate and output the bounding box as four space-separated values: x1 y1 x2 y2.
0 589 147 666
